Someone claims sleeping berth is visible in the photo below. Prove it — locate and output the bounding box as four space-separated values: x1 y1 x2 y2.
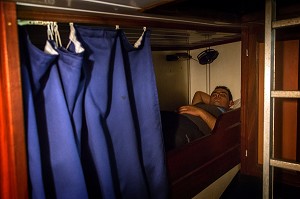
1 1 243 199
165 106 241 199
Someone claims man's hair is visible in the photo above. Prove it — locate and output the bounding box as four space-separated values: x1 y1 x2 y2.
214 86 233 101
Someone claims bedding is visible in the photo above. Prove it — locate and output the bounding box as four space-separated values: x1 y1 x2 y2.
231 98 241 109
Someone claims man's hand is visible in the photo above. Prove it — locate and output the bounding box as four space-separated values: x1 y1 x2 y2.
178 105 217 130
178 105 201 116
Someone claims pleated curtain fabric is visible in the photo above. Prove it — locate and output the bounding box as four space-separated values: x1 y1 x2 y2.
19 27 89 199
19 24 168 199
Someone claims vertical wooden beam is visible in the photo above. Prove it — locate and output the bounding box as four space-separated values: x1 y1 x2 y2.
241 22 264 177
240 24 249 174
0 2 28 199
297 42 300 163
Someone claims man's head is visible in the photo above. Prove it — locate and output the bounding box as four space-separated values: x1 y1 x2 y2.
209 86 233 110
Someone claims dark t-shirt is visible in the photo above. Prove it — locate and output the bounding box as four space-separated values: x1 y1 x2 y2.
183 103 225 136
161 103 225 151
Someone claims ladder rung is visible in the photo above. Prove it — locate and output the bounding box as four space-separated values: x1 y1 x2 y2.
272 17 300 29
270 159 300 172
271 90 300 98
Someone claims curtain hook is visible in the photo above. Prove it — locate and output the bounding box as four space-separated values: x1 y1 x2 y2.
47 23 53 41
53 22 62 48
134 27 146 48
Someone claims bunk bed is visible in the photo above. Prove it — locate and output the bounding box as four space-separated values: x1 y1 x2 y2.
17 20 242 198
3 1 271 199
166 107 241 199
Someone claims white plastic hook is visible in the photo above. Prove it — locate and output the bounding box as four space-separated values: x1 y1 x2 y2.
47 22 54 40
134 27 147 48
66 22 84 53
53 22 62 47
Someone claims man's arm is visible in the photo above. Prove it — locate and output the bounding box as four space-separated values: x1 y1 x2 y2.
192 91 211 105
178 105 216 130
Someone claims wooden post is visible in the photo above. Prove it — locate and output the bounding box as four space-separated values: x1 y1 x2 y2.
0 2 28 199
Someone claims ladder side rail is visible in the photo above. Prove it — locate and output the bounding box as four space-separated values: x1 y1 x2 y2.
263 0 276 198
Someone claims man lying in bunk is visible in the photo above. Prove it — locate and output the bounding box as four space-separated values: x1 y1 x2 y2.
161 86 234 151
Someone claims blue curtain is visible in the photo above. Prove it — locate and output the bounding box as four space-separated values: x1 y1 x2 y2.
19 24 168 199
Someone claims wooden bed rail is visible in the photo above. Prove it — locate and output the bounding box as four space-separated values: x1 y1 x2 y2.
166 108 241 199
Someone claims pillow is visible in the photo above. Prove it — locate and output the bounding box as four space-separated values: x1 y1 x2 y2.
231 98 241 110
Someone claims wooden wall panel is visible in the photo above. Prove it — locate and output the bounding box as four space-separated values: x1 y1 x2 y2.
0 2 28 199
258 40 299 163
275 41 298 161
258 43 264 165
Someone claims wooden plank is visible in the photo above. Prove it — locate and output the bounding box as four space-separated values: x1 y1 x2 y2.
0 2 28 199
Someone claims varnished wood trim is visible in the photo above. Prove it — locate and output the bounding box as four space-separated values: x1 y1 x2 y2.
240 23 264 177
0 2 28 199
16 5 241 33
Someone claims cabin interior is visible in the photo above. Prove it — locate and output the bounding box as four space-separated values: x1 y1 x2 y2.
1 0 300 198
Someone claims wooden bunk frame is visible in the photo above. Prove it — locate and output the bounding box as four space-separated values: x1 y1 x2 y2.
167 108 241 199
0 1 268 199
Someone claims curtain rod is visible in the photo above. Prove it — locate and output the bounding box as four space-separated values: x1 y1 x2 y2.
16 2 241 29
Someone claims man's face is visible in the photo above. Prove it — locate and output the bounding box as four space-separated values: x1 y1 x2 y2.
209 88 232 109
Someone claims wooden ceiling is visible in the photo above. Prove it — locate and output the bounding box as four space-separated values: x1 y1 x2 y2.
11 0 300 50
145 0 264 23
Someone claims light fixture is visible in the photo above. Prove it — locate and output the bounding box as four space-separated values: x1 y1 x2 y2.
197 49 219 65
